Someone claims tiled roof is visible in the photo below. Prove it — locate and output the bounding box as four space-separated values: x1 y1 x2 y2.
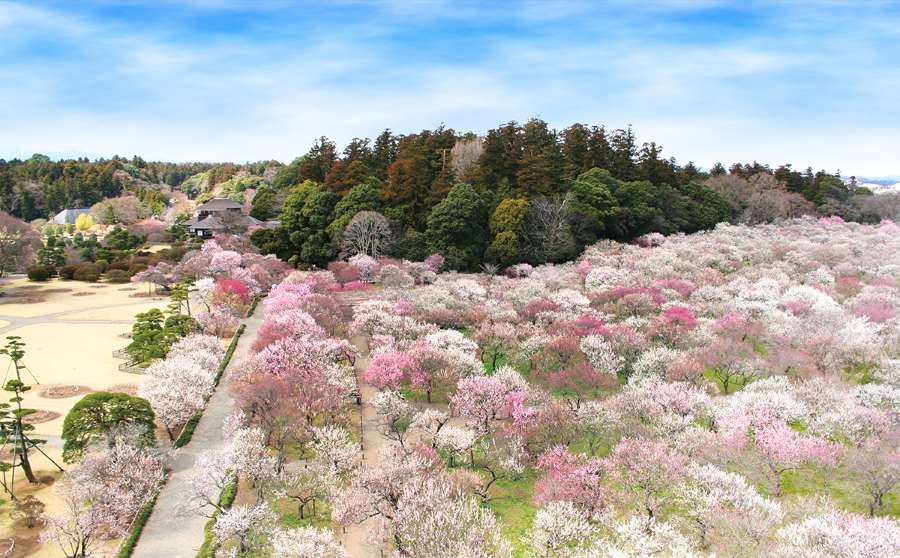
192 216 224 230
194 198 245 212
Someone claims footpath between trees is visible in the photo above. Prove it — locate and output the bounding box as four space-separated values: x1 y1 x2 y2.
130 304 265 558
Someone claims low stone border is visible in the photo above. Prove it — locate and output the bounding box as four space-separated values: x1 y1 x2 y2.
113 349 130 359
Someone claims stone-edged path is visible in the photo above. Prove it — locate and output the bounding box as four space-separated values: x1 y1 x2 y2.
130 304 265 558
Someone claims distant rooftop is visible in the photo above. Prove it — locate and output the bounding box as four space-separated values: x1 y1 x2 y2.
194 198 244 212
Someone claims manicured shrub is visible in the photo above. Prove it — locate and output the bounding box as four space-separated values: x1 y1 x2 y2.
73 264 102 282
107 261 129 272
94 259 109 273
27 268 49 282
58 265 78 280
104 269 132 283
42 265 57 277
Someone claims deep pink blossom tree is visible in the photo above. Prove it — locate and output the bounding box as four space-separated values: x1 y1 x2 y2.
534 445 610 517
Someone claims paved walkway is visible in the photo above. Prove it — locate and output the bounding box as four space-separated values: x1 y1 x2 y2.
0 299 162 334
130 303 266 558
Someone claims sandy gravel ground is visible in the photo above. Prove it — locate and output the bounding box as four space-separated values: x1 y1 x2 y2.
0 275 175 558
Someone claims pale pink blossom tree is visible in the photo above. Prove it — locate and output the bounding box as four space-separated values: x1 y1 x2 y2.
40 442 166 558
268 526 348 558
608 437 688 524
451 375 511 433
392 475 513 558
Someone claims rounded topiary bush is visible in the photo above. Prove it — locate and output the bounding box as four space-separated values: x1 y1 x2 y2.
58 265 78 280
73 264 103 282
107 261 129 272
27 268 50 282
94 259 109 273
104 269 131 283
42 265 58 278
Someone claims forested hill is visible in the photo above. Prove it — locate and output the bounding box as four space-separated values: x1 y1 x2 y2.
1 118 892 270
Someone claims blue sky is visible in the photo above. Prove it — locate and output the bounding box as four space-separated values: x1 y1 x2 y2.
1 1 898 177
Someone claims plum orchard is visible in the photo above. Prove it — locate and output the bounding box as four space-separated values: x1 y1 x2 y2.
177 217 899 557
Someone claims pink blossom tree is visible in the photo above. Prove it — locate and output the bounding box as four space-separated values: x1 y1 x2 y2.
752 419 839 497
608 437 688 523
363 351 419 391
533 445 610 517
451 375 511 433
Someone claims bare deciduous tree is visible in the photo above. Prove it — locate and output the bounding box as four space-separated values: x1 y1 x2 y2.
341 211 394 259
0 211 40 275
450 137 485 181
518 193 577 263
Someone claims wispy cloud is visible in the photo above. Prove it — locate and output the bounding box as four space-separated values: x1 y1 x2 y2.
0 1 897 175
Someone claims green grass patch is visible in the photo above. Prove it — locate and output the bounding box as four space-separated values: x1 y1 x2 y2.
270 495 332 530
486 469 539 557
483 354 508 375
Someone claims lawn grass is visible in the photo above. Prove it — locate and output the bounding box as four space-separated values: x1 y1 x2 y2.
487 469 539 557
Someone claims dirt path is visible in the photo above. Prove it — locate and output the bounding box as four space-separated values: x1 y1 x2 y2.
340 336 386 558
129 304 266 558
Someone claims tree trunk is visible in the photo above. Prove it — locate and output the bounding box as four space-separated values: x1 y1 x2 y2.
18 434 36 484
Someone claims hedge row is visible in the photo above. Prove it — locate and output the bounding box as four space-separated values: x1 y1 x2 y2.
246 296 261 318
173 324 245 449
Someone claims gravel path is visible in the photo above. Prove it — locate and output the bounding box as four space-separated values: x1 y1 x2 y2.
130 304 265 558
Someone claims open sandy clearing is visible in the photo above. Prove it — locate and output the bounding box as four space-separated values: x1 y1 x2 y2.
57 300 169 321
8 323 142 438
0 277 157 318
